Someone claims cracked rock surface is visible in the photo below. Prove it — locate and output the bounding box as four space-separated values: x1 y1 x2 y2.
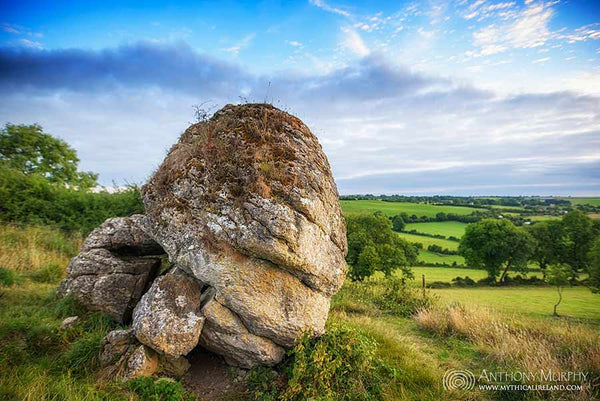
58 215 163 323
139 103 348 367
132 274 205 356
60 104 348 370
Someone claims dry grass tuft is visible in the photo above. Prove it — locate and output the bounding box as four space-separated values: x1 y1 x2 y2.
0 225 81 274
415 304 600 399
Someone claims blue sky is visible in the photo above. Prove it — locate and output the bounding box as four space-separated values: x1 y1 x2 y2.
1 0 599 195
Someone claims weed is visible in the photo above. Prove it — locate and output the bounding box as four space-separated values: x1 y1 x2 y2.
0 266 20 286
126 376 197 400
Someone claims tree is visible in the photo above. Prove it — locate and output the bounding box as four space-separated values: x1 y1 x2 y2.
588 238 600 293
559 210 595 280
0 124 97 189
459 219 534 282
391 214 405 232
346 214 417 281
527 220 564 277
546 264 572 317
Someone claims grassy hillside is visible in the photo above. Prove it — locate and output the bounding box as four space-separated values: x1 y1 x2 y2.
404 222 467 238
340 200 485 217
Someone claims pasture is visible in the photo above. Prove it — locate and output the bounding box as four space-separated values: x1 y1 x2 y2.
561 197 600 206
404 221 467 238
339 200 485 217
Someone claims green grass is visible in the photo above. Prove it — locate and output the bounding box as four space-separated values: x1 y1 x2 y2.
397 232 460 251
409 266 489 284
404 222 467 238
560 197 600 206
417 251 465 265
340 200 485 217
432 287 600 323
526 215 561 221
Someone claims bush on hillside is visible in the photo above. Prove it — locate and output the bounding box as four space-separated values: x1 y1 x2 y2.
0 164 143 233
249 324 396 401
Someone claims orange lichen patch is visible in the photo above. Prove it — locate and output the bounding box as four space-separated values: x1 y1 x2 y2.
143 103 323 211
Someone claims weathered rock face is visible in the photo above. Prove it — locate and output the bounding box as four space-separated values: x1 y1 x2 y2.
61 104 348 371
139 104 348 367
132 274 205 356
58 215 164 323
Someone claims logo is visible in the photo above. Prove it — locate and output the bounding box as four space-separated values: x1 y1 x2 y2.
443 369 476 391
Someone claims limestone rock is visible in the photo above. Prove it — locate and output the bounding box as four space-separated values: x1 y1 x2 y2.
57 216 164 324
58 248 161 323
138 104 348 367
158 354 191 378
81 214 164 255
199 296 285 368
99 329 189 380
132 274 204 356
60 316 79 330
125 345 159 379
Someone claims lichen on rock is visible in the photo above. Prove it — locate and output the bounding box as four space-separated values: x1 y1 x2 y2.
60 103 348 371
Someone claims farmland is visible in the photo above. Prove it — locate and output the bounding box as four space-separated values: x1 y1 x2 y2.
404 221 467 238
339 199 485 217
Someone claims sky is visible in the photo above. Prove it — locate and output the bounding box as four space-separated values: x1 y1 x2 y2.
1 0 599 196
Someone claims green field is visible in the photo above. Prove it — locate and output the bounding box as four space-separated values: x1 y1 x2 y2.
410 266 488 283
404 221 467 238
418 251 465 265
340 200 485 217
397 232 460 250
526 215 561 221
433 287 600 323
560 197 600 206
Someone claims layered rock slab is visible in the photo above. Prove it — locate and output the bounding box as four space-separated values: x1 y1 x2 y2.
57 215 164 324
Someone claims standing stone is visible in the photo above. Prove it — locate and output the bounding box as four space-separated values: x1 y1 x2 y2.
139 104 348 367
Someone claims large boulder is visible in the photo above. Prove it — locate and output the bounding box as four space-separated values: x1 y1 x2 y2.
132 274 205 356
57 215 164 323
139 104 348 366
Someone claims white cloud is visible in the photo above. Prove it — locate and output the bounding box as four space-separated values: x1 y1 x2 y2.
532 57 550 63
222 33 256 56
308 0 350 17
340 28 370 57
2 23 21 34
473 2 553 55
285 40 303 48
19 39 43 49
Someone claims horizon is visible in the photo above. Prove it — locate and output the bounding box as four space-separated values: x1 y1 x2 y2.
1 0 599 196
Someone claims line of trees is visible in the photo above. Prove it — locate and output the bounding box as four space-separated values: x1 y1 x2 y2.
458 211 600 289
0 124 143 233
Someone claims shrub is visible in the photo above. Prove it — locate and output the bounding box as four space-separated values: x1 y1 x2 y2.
0 266 20 286
249 324 396 401
451 276 476 287
126 377 196 401
0 164 143 234
372 278 437 317
426 281 451 289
